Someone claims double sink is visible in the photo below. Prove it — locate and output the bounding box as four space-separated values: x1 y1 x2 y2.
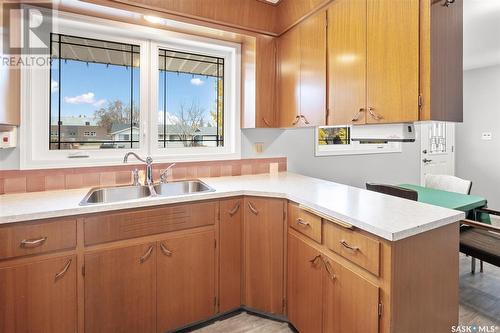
80 180 214 206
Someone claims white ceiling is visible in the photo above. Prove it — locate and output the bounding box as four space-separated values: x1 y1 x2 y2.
463 0 500 70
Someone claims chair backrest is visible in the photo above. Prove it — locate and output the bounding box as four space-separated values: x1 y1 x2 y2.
365 183 418 201
424 174 472 194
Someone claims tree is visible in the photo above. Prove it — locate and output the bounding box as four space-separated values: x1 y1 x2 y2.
173 101 206 147
94 100 139 133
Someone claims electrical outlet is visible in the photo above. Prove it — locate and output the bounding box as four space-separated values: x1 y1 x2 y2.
254 142 264 153
481 132 492 141
269 163 279 174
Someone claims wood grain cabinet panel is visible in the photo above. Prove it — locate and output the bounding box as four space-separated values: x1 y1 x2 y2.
288 203 322 243
287 232 323 333
0 255 77 333
84 201 217 245
0 219 76 260
327 0 367 125
243 197 284 314
84 243 156 333
156 230 215 332
219 198 243 312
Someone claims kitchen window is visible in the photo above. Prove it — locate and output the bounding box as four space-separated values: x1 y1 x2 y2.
21 11 240 168
315 126 402 156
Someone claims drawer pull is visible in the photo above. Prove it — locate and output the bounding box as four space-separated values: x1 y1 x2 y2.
340 240 359 252
229 202 241 216
139 245 154 263
20 236 47 248
55 259 72 281
322 258 337 281
160 243 173 257
309 254 322 265
247 202 259 215
296 218 310 228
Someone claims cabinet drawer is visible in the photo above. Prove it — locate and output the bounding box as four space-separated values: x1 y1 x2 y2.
288 203 322 243
323 222 380 276
84 201 217 245
0 219 76 260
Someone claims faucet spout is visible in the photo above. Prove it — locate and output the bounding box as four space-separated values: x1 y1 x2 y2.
123 152 155 187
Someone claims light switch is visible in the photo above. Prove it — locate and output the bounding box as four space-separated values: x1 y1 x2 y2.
481 132 492 141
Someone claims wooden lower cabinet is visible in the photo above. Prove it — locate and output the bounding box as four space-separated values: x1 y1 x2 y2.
156 230 216 332
84 243 157 333
243 197 285 314
219 198 243 312
0 255 77 333
287 232 323 333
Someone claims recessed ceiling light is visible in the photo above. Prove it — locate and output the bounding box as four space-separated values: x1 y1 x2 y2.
144 15 166 24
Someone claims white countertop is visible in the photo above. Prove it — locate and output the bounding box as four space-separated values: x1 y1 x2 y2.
0 172 464 241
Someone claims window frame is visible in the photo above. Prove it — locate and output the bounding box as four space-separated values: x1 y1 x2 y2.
315 126 402 156
20 11 241 169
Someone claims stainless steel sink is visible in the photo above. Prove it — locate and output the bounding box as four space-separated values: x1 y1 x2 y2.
80 180 214 205
80 185 151 205
153 180 214 197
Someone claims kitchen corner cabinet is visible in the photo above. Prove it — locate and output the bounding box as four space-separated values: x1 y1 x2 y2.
278 10 327 128
0 256 77 333
328 0 419 125
157 230 216 332
84 243 157 333
243 197 285 314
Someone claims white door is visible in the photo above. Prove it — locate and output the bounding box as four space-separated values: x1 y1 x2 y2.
420 122 455 185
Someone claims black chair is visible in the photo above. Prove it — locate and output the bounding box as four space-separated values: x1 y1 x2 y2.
365 183 418 201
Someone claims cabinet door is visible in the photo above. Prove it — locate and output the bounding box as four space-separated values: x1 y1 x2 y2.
287 233 323 333
84 243 156 333
327 0 367 125
322 256 379 333
366 0 419 123
157 230 215 332
219 198 243 312
0 256 76 333
256 36 278 128
299 10 327 127
243 197 284 314
278 26 301 127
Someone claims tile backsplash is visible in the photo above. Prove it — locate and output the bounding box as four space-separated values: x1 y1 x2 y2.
0 157 286 195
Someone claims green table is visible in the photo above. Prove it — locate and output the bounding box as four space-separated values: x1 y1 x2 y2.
399 184 489 223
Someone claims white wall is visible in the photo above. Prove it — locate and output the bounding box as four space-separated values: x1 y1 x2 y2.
456 65 500 209
242 127 421 189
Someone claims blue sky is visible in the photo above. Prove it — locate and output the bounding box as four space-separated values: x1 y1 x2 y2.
51 60 218 125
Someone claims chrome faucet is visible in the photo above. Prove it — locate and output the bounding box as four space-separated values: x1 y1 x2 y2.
159 163 176 183
123 152 156 196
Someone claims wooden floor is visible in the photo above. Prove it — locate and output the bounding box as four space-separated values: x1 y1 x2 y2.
194 255 500 332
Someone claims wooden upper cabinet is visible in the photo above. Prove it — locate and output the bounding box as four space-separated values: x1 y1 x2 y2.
327 0 367 126
278 11 327 128
287 233 323 333
322 255 379 333
366 0 420 123
256 36 278 128
420 0 463 122
0 255 77 333
243 197 284 314
278 25 301 127
84 243 156 333
156 230 216 333
299 10 327 127
219 198 243 312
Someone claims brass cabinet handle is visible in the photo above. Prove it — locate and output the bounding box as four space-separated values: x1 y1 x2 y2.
368 107 383 120
292 115 300 126
300 115 310 125
351 108 365 122
228 202 241 216
309 254 322 266
20 236 47 248
340 240 359 252
160 243 173 257
322 258 337 281
139 245 154 263
247 201 259 215
296 218 310 228
55 259 72 281
262 117 272 127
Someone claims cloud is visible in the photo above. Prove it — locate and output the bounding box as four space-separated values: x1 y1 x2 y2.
190 78 204 86
64 92 106 107
158 111 180 125
51 80 58 93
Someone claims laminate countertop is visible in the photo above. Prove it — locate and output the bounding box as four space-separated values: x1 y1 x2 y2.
0 172 465 241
